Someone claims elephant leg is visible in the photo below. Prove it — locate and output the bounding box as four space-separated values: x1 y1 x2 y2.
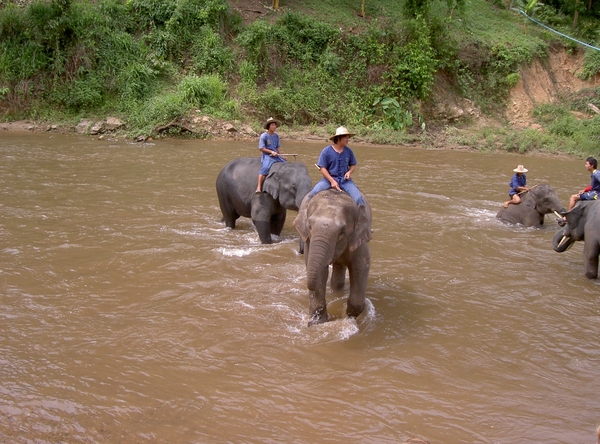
584 241 600 279
346 246 370 318
221 206 239 229
330 263 346 291
252 220 273 244
308 259 330 326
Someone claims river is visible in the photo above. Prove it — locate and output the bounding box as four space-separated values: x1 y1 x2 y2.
0 132 598 443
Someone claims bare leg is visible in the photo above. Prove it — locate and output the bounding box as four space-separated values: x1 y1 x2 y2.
504 194 521 208
256 174 265 193
568 193 580 211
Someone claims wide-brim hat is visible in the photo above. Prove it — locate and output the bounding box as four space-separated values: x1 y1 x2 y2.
329 126 355 141
513 165 528 173
264 117 279 129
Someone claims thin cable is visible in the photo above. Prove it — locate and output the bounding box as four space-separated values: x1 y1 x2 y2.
512 8 600 52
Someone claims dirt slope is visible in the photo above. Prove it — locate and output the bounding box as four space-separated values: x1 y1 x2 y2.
507 47 600 127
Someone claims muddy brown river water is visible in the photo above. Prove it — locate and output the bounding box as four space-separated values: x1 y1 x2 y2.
0 133 598 443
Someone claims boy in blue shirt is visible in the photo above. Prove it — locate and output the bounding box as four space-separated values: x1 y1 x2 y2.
256 117 286 194
504 165 530 208
567 157 600 211
309 126 364 206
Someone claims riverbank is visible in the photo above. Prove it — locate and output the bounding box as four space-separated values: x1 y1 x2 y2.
0 117 490 153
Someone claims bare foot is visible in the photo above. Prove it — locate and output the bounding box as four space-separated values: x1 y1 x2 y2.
503 201 510 208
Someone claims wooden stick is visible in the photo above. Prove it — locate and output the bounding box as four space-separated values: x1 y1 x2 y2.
517 184 539 195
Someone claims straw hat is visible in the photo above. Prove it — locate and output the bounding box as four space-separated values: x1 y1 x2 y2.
513 165 528 173
329 126 355 141
264 117 279 129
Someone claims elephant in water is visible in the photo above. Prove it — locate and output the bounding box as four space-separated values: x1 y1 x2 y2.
496 184 565 228
552 201 600 279
216 157 312 244
293 189 372 326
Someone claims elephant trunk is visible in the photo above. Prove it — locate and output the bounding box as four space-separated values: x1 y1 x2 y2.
306 236 336 291
552 227 574 252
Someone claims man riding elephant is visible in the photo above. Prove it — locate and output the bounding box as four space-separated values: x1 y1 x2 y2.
255 117 286 194
503 164 530 208
566 157 600 211
308 126 365 208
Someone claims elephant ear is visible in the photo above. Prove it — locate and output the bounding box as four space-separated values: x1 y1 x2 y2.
293 195 311 242
524 190 536 209
263 169 280 200
349 202 372 252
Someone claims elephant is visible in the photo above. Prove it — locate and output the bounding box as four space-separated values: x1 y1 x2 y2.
552 200 600 279
496 184 566 228
293 188 372 326
216 157 312 244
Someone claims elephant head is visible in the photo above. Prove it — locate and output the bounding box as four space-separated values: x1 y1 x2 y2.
552 202 587 252
529 184 565 215
293 189 372 325
263 162 312 211
552 201 600 279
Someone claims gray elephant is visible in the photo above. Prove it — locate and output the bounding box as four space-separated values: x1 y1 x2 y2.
552 201 600 279
496 184 565 228
293 189 372 326
216 157 312 244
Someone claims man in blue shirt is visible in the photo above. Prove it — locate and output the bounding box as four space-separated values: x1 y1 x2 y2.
504 164 530 208
256 117 286 194
567 156 600 211
309 126 364 206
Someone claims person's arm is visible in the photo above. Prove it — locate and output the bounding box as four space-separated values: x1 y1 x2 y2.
344 164 356 180
258 134 279 156
343 149 358 180
317 167 339 191
509 176 527 192
259 147 279 156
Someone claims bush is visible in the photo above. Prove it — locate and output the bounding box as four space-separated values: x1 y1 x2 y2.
127 92 192 132
579 49 600 80
177 73 226 109
190 25 233 76
51 74 104 110
385 18 437 102
116 62 159 101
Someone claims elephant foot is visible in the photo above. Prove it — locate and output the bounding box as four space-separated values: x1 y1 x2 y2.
346 301 365 318
308 307 329 326
585 271 598 279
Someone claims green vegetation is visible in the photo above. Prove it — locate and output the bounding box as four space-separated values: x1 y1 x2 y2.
1 0 600 157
